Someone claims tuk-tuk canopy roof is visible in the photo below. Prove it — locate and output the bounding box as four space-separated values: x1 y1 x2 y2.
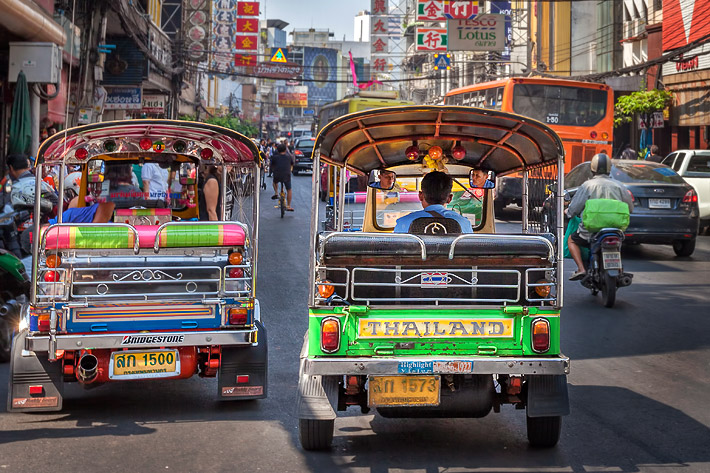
36 119 260 165
314 106 564 176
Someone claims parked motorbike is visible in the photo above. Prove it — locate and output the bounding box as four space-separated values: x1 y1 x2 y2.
581 228 633 308
0 249 30 362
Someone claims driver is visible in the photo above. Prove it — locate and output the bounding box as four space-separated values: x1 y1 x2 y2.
471 169 495 188
393 171 473 233
566 153 634 281
373 170 396 190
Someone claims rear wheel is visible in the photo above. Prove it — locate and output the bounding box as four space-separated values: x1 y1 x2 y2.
527 415 561 448
601 271 617 308
672 238 695 257
299 418 334 450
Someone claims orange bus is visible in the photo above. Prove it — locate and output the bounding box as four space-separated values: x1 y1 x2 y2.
445 77 614 210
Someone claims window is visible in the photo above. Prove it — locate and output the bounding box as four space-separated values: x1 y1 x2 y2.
611 163 684 184
686 153 710 175
512 84 608 126
565 163 591 189
661 153 676 168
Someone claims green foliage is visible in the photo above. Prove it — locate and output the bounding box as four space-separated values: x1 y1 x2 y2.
179 114 259 137
614 89 674 128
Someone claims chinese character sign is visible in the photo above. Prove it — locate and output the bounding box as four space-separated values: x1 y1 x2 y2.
237 1 259 16
236 17 258 33
236 35 258 50
443 1 478 20
235 54 257 66
416 28 448 51
417 0 445 21
371 0 387 15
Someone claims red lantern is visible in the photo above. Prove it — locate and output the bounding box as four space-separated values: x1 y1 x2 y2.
451 143 466 161
405 145 420 161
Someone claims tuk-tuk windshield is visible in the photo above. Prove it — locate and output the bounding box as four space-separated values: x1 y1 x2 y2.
373 175 485 231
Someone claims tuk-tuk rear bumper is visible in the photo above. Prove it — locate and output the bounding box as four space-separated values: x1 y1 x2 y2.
303 355 570 376
24 329 257 352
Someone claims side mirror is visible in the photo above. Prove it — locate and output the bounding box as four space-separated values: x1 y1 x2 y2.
469 169 496 189
368 169 397 190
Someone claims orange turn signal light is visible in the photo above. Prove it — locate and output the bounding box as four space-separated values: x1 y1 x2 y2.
45 254 61 268
534 279 551 298
229 252 243 265
318 281 335 299
228 307 248 325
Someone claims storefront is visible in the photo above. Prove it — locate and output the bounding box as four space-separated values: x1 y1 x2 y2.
662 0 710 151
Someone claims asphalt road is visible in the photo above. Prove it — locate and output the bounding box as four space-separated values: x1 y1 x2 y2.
0 174 708 473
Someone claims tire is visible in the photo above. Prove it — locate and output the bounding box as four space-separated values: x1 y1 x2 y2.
672 238 695 257
526 415 561 448
299 418 334 450
601 271 617 308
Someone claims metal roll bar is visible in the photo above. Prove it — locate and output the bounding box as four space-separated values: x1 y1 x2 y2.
319 232 428 261
448 234 555 261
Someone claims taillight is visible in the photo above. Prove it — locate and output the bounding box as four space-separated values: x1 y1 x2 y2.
229 251 243 265
37 313 50 332
602 236 621 247
295 150 303 156
228 307 248 325
531 318 550 353
45 254 61 268
44 271 60 282
683 189 698 203
318 281 335 299
320 317 340 353
29 385 44 396
533 279 551 298
229 268 244 278
590 131 598 139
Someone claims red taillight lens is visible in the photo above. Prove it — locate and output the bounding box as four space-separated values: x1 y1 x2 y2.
683 189 698 203
320 317 340 353
44 271 60 282
200 148 214 159
139 138 152 150
590 131 598 139
38 314 50 332
236 375 250 384
602 236 620 247
229 268 244 279
531 318 550 353
228 307 248 325
295 150 303 156
74 147 88 160
29 385 44 396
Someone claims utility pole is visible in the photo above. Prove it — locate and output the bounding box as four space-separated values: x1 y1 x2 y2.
258 100 264 140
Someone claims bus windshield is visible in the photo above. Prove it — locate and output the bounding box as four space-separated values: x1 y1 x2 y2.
512 84 608 127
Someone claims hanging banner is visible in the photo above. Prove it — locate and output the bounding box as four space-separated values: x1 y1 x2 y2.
417 0 445 21
235 35 258 50
416 27 448 51
447 14 505 52
236 17 259 33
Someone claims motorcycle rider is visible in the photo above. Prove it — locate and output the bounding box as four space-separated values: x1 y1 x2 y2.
6 154 58 217
566 153 634 281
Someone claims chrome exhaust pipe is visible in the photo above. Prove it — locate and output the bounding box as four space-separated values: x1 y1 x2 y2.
77 354 98 383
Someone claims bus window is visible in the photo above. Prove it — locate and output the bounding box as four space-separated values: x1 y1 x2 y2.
512 84 608 127
495 88 504 110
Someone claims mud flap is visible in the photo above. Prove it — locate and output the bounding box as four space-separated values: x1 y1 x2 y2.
296 333 339 421
526 374 569 418
7 329 64 412
218 320 268 400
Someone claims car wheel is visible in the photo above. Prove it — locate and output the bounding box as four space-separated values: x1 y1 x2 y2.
526 415 561 448
672 238 695 257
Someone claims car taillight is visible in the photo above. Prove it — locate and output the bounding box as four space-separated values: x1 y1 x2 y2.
531 318 550 353
590 131 598 139
295 150 303 156
683 189 698 203
228 307 248 325
320 317 340 353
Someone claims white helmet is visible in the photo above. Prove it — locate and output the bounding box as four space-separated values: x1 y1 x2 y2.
65 172 82 200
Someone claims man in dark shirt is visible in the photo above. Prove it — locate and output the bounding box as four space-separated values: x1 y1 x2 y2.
271 143 295 211
646 145 664 163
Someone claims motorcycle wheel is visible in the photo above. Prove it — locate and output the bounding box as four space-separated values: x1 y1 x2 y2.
601 271 617 308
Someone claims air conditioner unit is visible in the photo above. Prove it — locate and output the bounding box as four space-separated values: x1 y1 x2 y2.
8 42 62 84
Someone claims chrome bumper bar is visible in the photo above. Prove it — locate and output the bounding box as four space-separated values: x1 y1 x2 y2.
25 329 257 352
304 355 570 376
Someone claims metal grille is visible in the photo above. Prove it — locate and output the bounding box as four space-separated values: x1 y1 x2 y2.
526 162 559 234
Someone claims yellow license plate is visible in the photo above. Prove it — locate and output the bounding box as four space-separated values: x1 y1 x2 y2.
110 350 179 380
368 375 440 407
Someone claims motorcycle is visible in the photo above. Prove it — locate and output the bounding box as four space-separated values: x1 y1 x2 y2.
581 228 633 308
0 249 30 362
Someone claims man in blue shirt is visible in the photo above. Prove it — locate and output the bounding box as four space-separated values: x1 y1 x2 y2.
393 171 473 233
